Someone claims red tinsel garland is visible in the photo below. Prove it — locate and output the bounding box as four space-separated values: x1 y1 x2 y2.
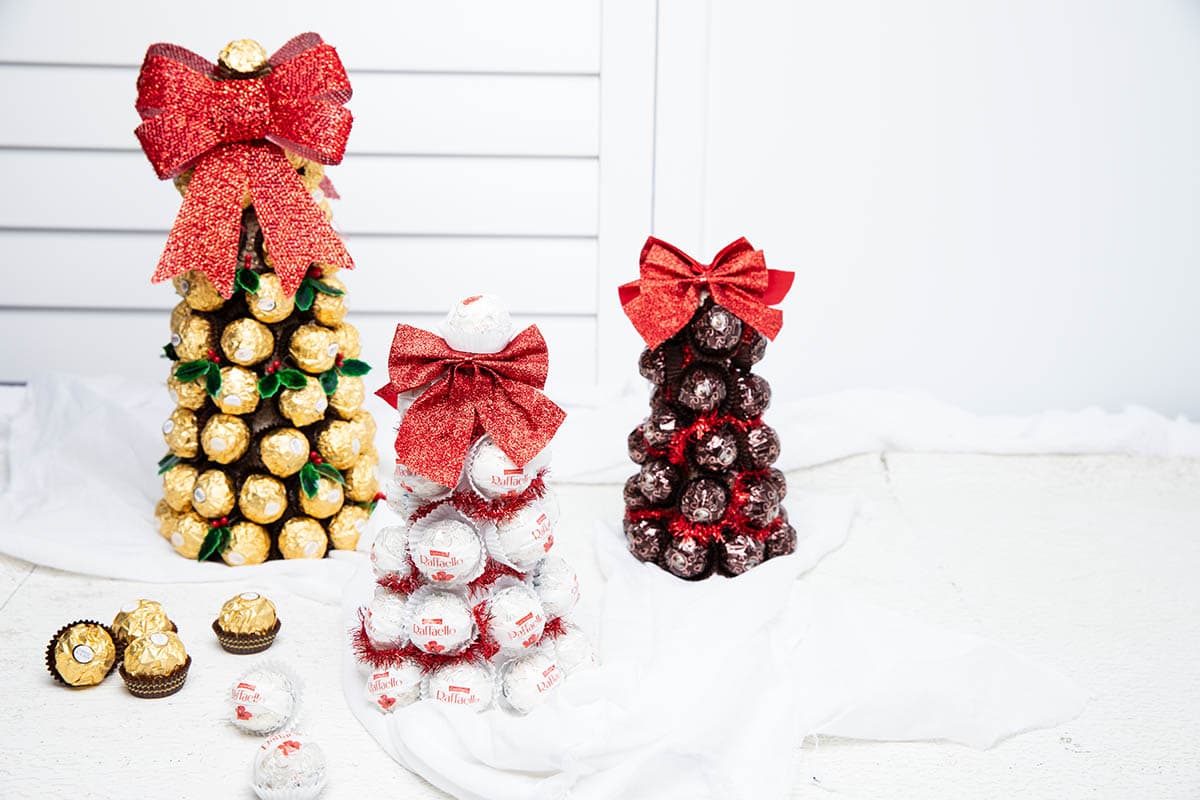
350 602 502 672
541 616 568 640
450 471 549 524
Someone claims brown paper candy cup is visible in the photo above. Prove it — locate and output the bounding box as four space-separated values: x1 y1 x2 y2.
45 619 118 687
119 655 192 699
211 618 281 654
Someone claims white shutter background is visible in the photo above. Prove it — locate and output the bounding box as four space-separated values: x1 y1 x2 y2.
0 0 655 400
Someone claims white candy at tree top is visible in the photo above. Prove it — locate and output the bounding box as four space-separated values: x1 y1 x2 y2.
439 293 513 354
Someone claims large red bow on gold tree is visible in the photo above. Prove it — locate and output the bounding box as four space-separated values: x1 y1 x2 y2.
135 33 354 298
618 237 794 349
376 325 567 488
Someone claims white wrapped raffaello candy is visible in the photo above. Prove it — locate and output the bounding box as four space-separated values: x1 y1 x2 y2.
423 660 496 711
252 730 327 800
488 501 555 570
531 555 580 619
364 658 423 713
388 463 454 519
404 585 476 655
408 506 486 587
486 582 547 656
439 294 513 354
498 646 563 714
552 622 598 675
370 524 412 579
365 588 408 651
229 662 302 735
466 435 534 499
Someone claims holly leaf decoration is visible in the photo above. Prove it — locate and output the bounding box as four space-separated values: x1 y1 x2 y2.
156 453 181 475
204 361 223 398
174 360 210 382
162 343 179 361
198 525 231 562
314 462 345 485
338 359 370 377
257 372 281 398
311 279 344 296
236 267 261 294
320 368 339 395
277 369 308 391
299 462 320 498
295 281 315 312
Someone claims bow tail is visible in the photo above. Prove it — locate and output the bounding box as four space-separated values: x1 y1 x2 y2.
476 378 566 468
713 287 785 341
393 381 478 488
150 146 247 297
621 284 700 351
249 145 354 296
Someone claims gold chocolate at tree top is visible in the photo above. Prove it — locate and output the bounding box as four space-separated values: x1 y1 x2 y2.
217 38 268 74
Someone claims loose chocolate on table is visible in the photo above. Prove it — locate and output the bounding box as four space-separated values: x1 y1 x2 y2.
660 535 711 579
679 478 729 524
627 426 651 464
740 475 781 528
717 533 766 576
637 459 680 503
764 519 797 559
689 425 739 471
730 373 772 419
690 303 743 355
676 365 728 412
743 423 781 469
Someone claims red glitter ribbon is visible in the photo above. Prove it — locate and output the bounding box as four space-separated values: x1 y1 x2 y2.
376 325 566 488
134 33 354 297
618 236 795 350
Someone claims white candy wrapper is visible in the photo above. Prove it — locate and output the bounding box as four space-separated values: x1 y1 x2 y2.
466 435 534 499
531 555 580 619
389 463 454 519
438 294 513 354
370 523 412 580
252 730 327 800
550 622 597 676
407 505 486 587
422 660 497 712
365 587 409 651
486 582 547 657
487 500 555 571
498 645 564 715
229 661 303 735
363 658 423 714
403 584 477 656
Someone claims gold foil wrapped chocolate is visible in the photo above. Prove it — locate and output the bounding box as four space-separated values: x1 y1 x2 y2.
328 504 369 551
162 408 198 458
192 469 235 518
174 270 225 312
167 368 207 410
47 622 116 687
329 374 364 419
259 428 310 477
248 273 294 324
215 366 260 415
169 301 191 337
173 314 214 362
278 379 329 427
350 410 377 445
288 323 339 373
279 517 328 559
299 476 344 519
217 591 277 634
343 454 380 503
155 500 180 539
239 474 287 524
161 463 198 512
123 630 188 678
222 522 271 566
287 151 325 192
202 414 250 464
218 38 268 74
331 323 361 358
311 275 347 327
170 512 209 558
317 420 363 470
111 600 173 648
221 317 274 366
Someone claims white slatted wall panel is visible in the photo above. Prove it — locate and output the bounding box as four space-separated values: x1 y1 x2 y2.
0 0 656 399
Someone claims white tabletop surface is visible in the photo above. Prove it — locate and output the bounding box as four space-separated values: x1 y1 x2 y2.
1 386 1198 799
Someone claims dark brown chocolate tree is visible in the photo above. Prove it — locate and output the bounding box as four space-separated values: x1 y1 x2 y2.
623 300 796 579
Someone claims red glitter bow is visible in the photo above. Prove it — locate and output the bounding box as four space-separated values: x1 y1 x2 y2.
135 33 354 297
376 325 567 487
618 237 794 349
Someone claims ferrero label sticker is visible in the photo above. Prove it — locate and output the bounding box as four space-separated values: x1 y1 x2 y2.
240 592 260 601
73 645 95 664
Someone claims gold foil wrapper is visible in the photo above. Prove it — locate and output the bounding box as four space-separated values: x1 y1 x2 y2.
192 469 235 518
217 591 277 634
329 375 364 419
222 522 271 566
111 600 172 647
50 622 116 687
350 410 377 445
311 276 347 327
279 379 329 427
328 504 369 551
162 408 198 458
248 273 294 324
218 38 268 74
215 366 260 415
174 314 215 362
167 369 207 410
331 323 361 359
344 454 380 502
279 517 328 559
317 420 364 470
123 630 188 678
287 151 325 192
161 464 198 512
299 476 344 519
259 428 310 477
174 270 225 312
201 414 250 464
221 317 274 366
289 323 339 374
169 301 191 337
239 474 287 524
170 512 209 558
155 500 180 539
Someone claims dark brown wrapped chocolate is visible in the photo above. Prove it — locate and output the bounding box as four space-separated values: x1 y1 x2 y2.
637 459 680 503
679 478 728 524
689 302 743 354
628 426 651 465
717 533 765 576
624 516 669 563
660 535 711 579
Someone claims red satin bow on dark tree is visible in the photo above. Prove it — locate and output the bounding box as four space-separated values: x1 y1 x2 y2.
376 325 567 488
618 236 794 350
135 33 354 298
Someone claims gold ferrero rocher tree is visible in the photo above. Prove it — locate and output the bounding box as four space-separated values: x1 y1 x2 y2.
140 36 380 564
